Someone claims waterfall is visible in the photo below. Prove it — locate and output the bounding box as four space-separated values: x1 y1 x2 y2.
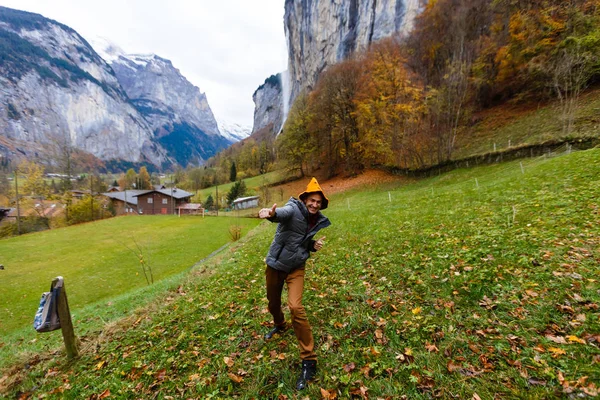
280 69 291 135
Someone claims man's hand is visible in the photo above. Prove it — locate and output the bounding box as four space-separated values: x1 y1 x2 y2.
314 236 326 251
259 203 277 219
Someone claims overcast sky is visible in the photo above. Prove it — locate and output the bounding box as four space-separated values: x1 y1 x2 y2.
0 0 288 127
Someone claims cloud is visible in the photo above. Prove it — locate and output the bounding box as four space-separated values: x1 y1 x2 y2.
0 0 288 126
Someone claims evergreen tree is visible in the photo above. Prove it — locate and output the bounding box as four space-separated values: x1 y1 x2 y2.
226 180 247 205
204 194 214 210
230 162 237 182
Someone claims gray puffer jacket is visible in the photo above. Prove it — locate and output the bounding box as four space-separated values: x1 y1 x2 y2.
265 197 331 273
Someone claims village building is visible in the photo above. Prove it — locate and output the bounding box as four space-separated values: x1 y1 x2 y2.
101 190 146 215
232 195 260 210
102 188 195 216
136 188 194 215
177 203 204 216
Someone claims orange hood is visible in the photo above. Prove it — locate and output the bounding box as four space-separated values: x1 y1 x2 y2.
298 177 329 210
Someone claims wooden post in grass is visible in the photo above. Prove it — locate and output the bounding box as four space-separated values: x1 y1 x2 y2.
52 277 79 359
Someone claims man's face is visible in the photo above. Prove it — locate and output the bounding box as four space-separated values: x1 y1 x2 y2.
304 193 323 215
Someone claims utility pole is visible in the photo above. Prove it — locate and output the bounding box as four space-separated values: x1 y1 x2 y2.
90 174 94 221
14 169 21 235
171 174 174 215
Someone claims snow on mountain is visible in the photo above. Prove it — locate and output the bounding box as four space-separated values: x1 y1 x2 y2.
88 36 125 63
217 119 252 142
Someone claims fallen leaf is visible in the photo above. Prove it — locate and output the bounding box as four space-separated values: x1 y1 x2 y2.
566 335 586 344
545 335 567 344
533 344 545 352
370 347 381 356
527 378 547 386
582 383 598 396
447 360 463 373
224 357 234 368
425 343 439 353
155 369 166 381
228 373 243 383
548 347 566 357
361 365 371 378
468 343 481 354
412 307 422 315
343 362 356 372
98 389 110 399
320 388 337 399
473 393 482 400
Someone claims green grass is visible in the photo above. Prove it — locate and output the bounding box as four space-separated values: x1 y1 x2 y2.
2 149 599 398
0 215 260 340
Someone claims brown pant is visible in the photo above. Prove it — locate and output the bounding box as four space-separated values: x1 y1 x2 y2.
265 265 316 361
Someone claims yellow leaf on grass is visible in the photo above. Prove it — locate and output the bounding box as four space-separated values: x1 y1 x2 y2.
567 335 586 344
548 347 566 357
412 307 422 315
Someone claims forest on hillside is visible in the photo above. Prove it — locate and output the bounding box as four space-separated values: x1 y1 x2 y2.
210 0 600 179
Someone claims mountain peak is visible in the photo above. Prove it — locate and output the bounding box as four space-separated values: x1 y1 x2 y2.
89 36 125 63
217 119 252 143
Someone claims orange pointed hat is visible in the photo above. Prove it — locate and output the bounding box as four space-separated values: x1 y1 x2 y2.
298 177 329 210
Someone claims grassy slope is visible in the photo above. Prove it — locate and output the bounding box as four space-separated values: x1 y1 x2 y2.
3 148 598 399
195 170 289 204
0 215 261 336
454 88 600 159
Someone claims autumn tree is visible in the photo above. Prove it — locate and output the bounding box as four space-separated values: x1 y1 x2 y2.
138 166 152 190
309 59 363 177
355 38 428 168
18 160 48 198
278 92 317 177
119 168 137 190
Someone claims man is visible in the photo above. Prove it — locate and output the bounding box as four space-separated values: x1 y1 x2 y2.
258 177 331 390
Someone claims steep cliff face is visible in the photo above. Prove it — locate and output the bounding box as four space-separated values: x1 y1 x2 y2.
284 0 422 101
251 74 284 137
0 7 167 167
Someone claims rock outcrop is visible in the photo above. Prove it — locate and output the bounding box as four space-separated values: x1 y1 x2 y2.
0 6 167 167
251 74 284 137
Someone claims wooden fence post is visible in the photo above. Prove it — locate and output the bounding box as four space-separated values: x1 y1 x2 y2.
52 277 79 359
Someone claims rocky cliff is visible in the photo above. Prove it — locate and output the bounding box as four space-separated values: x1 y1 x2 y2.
0 7 168 168
251 73 284 137
251 0 421 139
284 0 422 101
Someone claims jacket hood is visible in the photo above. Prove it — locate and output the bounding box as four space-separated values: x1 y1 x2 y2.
298 177 329 210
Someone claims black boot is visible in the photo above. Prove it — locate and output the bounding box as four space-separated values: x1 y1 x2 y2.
264 324 286 340
296 360 317 390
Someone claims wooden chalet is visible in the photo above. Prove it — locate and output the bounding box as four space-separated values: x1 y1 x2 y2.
101 190 145 215
102 188 194 216
136 188 193 215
